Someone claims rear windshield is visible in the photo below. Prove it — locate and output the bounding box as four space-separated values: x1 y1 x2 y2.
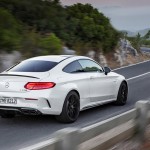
7 60 58 72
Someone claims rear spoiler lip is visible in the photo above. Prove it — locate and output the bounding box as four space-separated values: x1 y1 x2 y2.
0 74 39 79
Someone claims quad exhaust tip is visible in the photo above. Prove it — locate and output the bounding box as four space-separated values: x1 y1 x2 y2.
20 108 41 115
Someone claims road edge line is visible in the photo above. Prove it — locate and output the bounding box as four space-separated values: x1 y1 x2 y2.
127 72 150 81
113 60 150 71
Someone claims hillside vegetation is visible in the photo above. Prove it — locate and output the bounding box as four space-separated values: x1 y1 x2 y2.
0 0 120 59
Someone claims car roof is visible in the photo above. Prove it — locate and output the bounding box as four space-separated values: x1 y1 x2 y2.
27 55 75 62
26 55 91 63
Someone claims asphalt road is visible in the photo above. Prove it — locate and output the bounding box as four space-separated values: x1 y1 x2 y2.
0 60 150 150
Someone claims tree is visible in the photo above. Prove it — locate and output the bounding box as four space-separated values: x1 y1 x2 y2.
0 8 22 52
0 0 120 60
135 33 141 51
0 0 65 56
0 0 67 36
65 3 119 61
39 33 62 55
144 30 150 39
128 33 141 51
21 29 41 57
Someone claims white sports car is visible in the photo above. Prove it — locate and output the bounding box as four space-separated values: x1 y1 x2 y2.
0 55 128 123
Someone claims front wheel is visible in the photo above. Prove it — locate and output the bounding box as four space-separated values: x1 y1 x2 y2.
114 82 128 106
56 91 80 123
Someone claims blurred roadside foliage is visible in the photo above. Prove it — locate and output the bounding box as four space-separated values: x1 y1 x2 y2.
127 33 141 51
0 0 120 59
66 4 120 55
39 33 62 55
0 8 22 52
142 30 150 47
127 30 150 51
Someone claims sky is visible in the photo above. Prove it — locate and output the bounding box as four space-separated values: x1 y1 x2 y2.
60 0 150 31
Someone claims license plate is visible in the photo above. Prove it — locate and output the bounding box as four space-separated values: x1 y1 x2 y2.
0 97 17 104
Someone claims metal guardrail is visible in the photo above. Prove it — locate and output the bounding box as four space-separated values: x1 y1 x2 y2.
21 100 150 150
80 109 137 143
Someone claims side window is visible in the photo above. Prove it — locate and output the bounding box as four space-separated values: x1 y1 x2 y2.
63 61 83 73
78 59 103 72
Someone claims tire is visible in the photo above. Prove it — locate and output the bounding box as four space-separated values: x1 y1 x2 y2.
56 91 80 123
1 113 15 118
114 82 128 106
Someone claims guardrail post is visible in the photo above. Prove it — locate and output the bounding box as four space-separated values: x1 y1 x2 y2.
135 100 150 144
54 127 79 150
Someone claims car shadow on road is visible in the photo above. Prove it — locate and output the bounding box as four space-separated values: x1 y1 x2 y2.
0 101 132 130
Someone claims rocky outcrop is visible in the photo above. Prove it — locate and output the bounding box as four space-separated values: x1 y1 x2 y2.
114 38 139 66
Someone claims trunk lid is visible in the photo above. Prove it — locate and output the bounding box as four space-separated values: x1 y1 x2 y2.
0 72 50 93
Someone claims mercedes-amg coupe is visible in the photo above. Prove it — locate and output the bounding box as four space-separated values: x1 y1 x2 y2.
0 55 128 123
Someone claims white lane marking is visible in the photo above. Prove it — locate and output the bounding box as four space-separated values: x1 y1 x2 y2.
127 72 150 81
113 60 150 71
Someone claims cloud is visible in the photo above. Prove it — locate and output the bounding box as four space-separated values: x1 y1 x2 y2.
101 6 150 31
99 5 122 11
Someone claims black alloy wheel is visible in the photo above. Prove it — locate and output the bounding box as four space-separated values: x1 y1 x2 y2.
56 91 80 123
114 82 128 105
67 94 79 120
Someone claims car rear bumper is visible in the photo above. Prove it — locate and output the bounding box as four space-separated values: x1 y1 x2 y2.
0 106 42 115
0 88 66 115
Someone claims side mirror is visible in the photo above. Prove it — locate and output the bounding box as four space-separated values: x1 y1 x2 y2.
104 67 111 75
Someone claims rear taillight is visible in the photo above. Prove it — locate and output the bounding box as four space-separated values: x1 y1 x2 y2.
24 82 56 90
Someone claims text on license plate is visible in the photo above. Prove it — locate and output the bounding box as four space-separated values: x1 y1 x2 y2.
0 98 17 104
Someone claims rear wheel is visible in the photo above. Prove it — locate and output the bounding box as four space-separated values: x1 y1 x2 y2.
114 82 128 105
56 91 80 123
